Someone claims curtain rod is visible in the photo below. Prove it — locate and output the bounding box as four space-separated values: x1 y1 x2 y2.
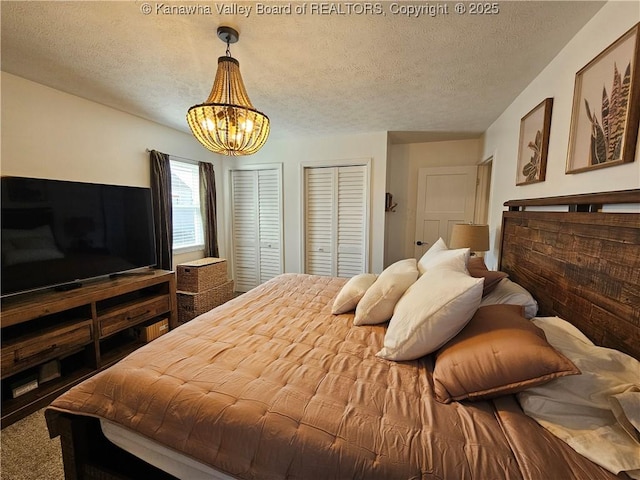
145 148 199 165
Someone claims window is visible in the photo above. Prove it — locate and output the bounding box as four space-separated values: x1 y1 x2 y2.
170 159 204 253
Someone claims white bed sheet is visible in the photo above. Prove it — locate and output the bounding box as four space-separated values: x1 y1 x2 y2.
100 418 238 480
518 316 640 479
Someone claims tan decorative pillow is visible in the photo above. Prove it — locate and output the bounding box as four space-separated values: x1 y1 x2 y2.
432 304 580 403
467 257 508 296
331 273 377 314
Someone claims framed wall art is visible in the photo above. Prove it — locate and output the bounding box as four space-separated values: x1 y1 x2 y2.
566 23 640 174
516 98 553 186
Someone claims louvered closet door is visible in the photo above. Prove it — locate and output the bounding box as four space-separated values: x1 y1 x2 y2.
257 169 282 284
232 170 259 291
305 168 334 276
336 166 366 277
231 168 283 292
304 165 368 277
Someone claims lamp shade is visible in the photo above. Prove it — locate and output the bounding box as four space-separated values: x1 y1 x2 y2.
449 224 490 252
187 56 270 156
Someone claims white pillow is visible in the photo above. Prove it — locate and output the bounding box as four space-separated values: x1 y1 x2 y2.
354 259 418 326
417 238 447 274
518 316 640 478
417 238 470 275
428 247 470 273
377 269 483 361
331 273 377 314
479 278 538 318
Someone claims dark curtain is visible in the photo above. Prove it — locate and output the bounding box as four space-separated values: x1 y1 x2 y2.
150 150 173 270
199 162 219 258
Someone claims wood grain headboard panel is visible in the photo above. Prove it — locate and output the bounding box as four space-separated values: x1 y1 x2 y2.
499 189 640 359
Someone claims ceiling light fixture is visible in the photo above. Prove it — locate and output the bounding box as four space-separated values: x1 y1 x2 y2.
187 26 270 156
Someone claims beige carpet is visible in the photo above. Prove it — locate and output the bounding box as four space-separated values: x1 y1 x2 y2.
1 410 64 480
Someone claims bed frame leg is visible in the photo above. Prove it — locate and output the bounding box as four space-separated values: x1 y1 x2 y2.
45 410 87 480
45 409 178 480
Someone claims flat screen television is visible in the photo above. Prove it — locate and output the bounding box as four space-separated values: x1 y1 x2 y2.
1 176 157 297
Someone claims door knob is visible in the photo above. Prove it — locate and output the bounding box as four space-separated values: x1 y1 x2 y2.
416 241 426 246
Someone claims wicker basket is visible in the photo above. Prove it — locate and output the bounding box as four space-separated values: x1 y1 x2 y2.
176 257 228 292
177 280 234 324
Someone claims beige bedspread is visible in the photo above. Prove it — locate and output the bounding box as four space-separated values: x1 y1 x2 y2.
47 274 626 479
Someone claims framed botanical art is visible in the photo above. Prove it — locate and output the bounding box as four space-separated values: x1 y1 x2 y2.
516 98 553 186
566 23 640 174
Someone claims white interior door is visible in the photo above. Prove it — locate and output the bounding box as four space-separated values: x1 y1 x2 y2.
414 166 478 258
231 166 283 292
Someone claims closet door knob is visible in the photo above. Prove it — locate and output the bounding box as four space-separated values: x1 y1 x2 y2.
416 241 426 246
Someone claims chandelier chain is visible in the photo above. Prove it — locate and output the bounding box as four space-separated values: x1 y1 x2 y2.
225 40 232 103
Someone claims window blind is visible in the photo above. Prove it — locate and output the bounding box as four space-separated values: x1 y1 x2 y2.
170 159 204 252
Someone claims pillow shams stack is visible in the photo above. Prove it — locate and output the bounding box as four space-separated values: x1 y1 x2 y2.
331 238 540 370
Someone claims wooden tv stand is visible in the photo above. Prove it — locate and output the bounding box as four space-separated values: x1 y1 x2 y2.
0 269 177 428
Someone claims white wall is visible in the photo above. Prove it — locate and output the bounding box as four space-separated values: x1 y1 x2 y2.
385 138 483 264
482 2 640 269
225 131 388 274
0 72 225 265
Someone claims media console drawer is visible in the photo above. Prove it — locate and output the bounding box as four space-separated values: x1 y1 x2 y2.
1 320 93 379
98 295 170 338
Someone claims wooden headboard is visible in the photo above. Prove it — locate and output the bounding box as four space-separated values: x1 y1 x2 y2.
499 189 640 360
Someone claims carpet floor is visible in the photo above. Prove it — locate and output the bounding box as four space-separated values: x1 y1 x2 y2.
1 409 64 480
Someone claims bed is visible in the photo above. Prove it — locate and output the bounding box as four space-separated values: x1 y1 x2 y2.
45 190 640 480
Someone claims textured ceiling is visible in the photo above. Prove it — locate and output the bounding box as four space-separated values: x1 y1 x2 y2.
1 1 605 144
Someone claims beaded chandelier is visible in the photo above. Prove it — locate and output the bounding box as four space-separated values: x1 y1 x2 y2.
187 27 270 156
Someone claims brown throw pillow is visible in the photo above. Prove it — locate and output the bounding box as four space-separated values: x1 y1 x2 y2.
467 257 508 296
432 304 580 403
